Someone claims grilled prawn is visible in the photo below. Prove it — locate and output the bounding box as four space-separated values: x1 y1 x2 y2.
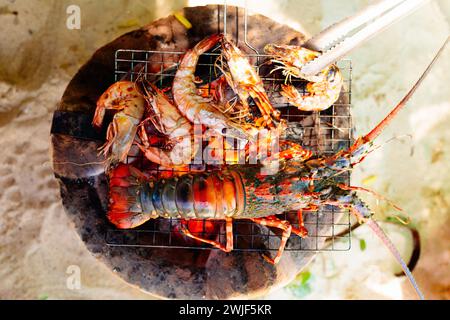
172 34 249 141
219 36 282 129
264 44 343 112
137 82 196 168
92 81 145 167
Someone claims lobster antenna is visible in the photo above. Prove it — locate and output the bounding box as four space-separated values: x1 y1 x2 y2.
329 36 449 163
366 219 425 300
364 36 448 143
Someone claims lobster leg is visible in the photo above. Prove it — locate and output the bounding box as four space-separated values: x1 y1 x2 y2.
260 140 313 169
337 184 403 212
291 209 308 238
278 141 313 162
180 217 234 252
250 216 292 264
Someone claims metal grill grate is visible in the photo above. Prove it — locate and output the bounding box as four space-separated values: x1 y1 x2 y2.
105 47 353 252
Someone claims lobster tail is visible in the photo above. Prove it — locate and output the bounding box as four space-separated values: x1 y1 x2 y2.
107 164 155 229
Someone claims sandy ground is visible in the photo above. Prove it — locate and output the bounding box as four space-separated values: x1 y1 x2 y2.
0 0 449 300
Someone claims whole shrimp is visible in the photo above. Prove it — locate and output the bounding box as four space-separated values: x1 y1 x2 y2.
264 44 343 112
92 81 145 166
219 36 282 130
137 82 196 168
172 34 250 141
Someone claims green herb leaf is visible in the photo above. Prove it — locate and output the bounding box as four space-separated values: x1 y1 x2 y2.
301 271 311 285
359 239 366 251
286 271 313 298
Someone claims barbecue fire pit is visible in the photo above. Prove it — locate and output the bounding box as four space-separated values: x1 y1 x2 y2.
51 5 352 299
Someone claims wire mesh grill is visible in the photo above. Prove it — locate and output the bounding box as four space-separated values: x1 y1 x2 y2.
105 47 353 252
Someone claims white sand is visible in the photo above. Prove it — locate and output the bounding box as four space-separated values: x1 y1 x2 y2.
0 0 448 299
